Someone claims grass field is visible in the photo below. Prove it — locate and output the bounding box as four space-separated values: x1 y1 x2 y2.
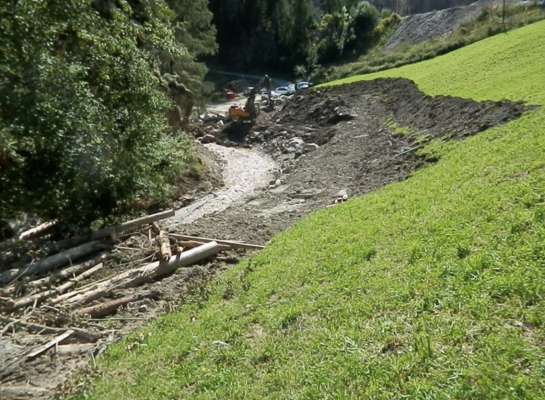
73 20 545 399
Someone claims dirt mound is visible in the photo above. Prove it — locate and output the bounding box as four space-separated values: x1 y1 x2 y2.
249 78 526 158
384 0 500 51
183 78 530 246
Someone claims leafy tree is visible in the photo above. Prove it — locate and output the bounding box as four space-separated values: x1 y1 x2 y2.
0 0 214 226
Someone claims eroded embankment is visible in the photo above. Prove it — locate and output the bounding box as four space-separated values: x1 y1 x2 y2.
186 78 529 244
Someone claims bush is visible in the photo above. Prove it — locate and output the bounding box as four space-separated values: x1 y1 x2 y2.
0 0 200 226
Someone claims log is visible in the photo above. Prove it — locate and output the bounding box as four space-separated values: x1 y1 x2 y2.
76 290 160 318
156 230 172 262
20 241 107 280
61 241 221 308
11 263 105 310
0 316 100 342
175 240 229 251
18 221 57 241
169 234 265 250
49 209 175 252
1 253 106 296
27 330 73 359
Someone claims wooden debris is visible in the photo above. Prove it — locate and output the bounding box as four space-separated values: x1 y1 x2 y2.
18 221 57 241
20 241 108 280
151 223 172 262
61 241 221 308
1 253 106 296
76 290 160 318
11 263 105 310
0 316 100 342
170 234 265 250
27 330 74 359
175 240 229 251
50 209 175 252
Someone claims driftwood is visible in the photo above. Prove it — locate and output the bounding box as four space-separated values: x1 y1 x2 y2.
1 254 106 297
11 263 105 310
20 241 108 280
76 290 160 318
0 316 100 342
170 234 265 250
18 221 57 241
61 241 221 308
27 330 74 359
49 209 175 252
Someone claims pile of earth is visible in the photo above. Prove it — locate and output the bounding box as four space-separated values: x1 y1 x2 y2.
184 77 530 244
384 0 502 51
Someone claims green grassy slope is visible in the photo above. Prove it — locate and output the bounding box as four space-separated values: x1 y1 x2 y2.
76 21 545 399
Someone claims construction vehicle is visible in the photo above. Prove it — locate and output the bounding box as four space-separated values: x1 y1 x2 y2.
226 89 259 122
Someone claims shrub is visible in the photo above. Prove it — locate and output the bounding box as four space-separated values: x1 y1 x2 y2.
0 0 200 226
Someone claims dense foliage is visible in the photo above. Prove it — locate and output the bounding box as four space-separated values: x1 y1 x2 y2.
0 0 215 226
209 0 387 74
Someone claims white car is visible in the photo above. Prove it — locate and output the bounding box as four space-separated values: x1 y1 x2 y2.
274 85 295 96
296 81 311 90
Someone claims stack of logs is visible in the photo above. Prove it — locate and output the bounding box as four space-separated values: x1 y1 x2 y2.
0 209 264 374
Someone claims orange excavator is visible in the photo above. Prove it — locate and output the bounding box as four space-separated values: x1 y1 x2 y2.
227 89 258 122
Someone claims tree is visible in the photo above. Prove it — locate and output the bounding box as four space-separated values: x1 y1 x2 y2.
0 0 215 226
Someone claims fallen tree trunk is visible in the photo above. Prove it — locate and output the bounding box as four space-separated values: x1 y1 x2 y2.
61 241 221 308
76 290 160 318
1 254 106 296
169 234 265 250
20 241 107 280
11 263 104 310
49 209 175 253
175 240 230 251
18 221 57 241
0 316 100 342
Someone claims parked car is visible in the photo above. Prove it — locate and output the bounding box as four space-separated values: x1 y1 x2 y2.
295 81 312 91
274 84 296 96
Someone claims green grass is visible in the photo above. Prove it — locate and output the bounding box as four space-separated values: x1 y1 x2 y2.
73 20 545 399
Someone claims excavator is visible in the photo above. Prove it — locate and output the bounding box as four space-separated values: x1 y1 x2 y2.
226 88 258 123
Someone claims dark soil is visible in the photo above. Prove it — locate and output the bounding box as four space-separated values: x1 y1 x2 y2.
186 78 529 244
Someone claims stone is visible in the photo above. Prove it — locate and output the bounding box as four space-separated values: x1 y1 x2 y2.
200 134 216 144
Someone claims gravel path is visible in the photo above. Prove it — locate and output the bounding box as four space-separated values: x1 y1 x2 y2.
166 144 277 227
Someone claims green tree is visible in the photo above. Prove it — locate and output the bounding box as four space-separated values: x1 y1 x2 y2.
0 0 214 226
